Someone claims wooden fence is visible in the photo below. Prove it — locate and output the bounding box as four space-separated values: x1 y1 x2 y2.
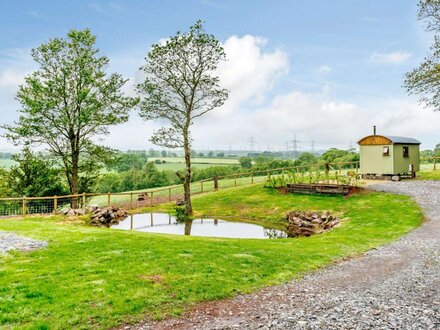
432 157 440 170
0 161 359 217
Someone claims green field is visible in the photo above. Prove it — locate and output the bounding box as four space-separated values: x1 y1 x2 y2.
150 157 239 171
89 174 267 207
418 163 440 180
0 184 423 329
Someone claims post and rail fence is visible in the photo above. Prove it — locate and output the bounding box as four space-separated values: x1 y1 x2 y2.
0 161 360 217
432 156 440 171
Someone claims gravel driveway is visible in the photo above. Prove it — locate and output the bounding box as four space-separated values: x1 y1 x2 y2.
133 180 440 330
0 231 47 254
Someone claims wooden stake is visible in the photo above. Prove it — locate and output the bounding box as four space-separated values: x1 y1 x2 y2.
22 196 26 216
82 192 86 212
53 195 58 215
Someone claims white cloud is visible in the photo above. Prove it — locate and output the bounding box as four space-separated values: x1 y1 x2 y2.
217 35 289 109
370 51 411 64
0 70 25 90
101 35 439 151
316 65 332 74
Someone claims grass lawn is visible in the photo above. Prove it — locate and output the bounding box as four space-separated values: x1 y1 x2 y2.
417 164 440 180
89 175 267 207
0 184 423 329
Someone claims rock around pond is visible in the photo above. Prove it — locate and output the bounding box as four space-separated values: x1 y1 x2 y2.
111 213 287 239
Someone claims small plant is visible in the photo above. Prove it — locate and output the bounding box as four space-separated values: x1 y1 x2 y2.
175 205 188 222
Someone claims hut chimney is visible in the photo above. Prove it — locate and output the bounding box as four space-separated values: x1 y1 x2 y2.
373 126 376 135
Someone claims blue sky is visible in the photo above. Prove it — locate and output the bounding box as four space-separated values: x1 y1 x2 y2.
0 0 438 151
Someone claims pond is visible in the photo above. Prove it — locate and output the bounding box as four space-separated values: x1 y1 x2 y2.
111 213 288 239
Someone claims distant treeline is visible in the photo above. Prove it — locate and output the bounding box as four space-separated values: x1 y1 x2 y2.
0 147 360 198
421 145 440 163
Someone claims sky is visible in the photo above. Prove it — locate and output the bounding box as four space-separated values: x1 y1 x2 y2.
0 0 439 152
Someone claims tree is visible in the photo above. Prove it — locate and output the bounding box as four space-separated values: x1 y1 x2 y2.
8 148 68 197
239 156 253 169
137 21 228 216
2 29 138 198
294 152 318 167
405 0 440 111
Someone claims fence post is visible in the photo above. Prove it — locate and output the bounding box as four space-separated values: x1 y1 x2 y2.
130 192 134 210
214 176 219 191
251 172 254 184
200 181 204 193
82 192 86 212
22 196 26 216
150 191 154 206
107 192 111 207
234 175 237 187
168 188 171 202
338 163 342 174
53 195 58 215
82 193 86 212
435 157 437 171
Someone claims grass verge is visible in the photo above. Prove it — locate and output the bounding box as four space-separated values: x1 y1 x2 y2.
0 184 423 329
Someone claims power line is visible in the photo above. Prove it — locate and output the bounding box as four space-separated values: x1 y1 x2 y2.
289 134 302 157
248 136 255 154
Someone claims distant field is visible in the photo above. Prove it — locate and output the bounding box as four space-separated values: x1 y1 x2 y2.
0 159 16 168
418 163 439 180
150 157 239 171
150 157 240 164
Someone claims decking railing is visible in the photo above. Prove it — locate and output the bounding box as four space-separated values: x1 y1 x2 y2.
0 161 359 217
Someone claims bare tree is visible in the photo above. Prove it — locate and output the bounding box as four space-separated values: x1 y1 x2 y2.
137 21 228 216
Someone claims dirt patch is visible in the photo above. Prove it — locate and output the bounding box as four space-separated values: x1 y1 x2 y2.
139 274 165 284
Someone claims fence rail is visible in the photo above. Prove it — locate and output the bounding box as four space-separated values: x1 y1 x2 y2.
0 161 359 217
432 157 440 170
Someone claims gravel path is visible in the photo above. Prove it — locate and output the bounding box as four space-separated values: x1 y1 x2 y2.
132 180 440 330
0 231 47 254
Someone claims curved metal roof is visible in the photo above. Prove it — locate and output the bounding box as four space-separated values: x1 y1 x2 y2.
357 135 421 145
383 136 421 144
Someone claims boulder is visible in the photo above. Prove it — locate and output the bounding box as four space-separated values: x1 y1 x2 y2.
89 206 129 227
64 208 86 216
285 210 340 237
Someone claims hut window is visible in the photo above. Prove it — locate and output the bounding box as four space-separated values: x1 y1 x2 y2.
403 146 409 158
383 146 390 156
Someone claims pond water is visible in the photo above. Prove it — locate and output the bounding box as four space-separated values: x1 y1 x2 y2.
111 213 288 239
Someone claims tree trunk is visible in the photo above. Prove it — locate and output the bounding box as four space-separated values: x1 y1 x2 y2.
184 219 193 235
70 148 80 208
183 135 193 217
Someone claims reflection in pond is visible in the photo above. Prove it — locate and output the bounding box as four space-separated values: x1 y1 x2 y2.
111 213 288 239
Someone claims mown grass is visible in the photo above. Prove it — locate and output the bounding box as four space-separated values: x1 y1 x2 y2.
0 184 423 329
417 165 440 180
89 175 267 207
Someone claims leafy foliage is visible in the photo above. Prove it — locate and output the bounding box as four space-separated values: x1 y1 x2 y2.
8 148 68 197
320 148 360 164
2 29 138 194
107 151 149 172
94 162 173 193
405 0 440 111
